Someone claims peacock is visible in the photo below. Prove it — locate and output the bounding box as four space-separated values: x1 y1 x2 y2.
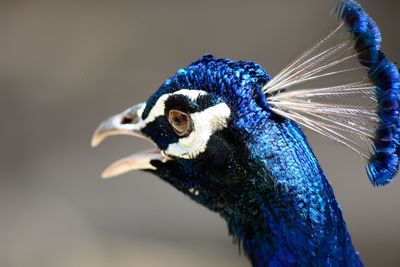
91 0 399 266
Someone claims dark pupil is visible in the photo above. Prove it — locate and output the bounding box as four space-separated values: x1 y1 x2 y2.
174 115 185 125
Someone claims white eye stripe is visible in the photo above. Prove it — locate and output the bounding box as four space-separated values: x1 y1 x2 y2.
143 89 207 126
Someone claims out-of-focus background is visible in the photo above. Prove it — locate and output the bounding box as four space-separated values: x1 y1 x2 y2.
1 0 399 266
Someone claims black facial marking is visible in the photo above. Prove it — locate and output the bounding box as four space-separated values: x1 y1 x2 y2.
164 95 197 115
147 125 271 221
202 129 248 184
142 117 179 150
164 93 219 117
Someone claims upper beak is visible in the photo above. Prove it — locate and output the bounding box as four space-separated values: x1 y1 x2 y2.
91 103 147 148
91 103 166 179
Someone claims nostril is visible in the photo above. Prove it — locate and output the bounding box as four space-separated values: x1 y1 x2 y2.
121 113 140 125
121 116 134 124
120 103 145 125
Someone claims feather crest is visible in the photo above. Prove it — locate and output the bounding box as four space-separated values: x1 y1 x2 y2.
263 0 400 186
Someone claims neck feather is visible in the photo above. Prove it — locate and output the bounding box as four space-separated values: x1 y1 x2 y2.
226 120 363 267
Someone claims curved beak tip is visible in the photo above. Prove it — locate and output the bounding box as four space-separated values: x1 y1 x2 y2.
101 170 114 179
100 161 121 179
100 159 139 179
90 132 102 148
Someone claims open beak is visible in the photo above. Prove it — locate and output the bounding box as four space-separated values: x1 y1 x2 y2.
91 103 167 179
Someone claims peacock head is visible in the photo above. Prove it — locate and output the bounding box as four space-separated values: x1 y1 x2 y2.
92 55 278 215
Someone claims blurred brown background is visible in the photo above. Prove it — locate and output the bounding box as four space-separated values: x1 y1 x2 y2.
1 0 399 266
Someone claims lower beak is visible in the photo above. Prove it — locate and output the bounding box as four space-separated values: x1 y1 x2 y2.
91 103 167 179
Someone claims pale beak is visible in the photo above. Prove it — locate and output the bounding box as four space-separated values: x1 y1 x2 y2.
91 103 167 179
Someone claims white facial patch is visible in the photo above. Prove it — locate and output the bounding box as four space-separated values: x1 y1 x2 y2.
131 89 231 159
165 102 231 159
124 90 208 132
129 89 206 128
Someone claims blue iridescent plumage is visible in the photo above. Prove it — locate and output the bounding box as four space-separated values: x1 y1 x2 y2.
338 0 400 186
145 54 363 266
92 1 398 266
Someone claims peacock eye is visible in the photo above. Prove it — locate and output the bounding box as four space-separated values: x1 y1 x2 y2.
168 110 193 137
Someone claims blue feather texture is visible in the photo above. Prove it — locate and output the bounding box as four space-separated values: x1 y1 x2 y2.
143 55 364 266
339 0 400 186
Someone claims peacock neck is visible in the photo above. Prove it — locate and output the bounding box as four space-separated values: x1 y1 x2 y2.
225 120 364 266
231 181 364 267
